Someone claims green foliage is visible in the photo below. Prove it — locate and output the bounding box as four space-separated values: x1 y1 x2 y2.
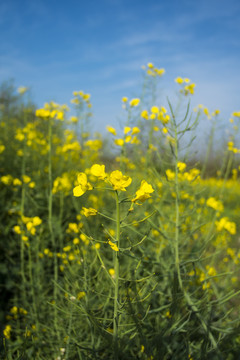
0 69 240 360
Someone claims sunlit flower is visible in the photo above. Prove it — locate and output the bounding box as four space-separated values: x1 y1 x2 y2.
151 106 159 114
177 162 186 172
17 87 28 95
90 164 107 180
175 77 184 84
114 139 124 146
73 173 93 197
124 126 131 134
141 110 149 120
129 98 140 107
82 207 98 217
132 180 154 203
108 240 119 251
132 127 140 135
106 126 117 136
109 170 132 191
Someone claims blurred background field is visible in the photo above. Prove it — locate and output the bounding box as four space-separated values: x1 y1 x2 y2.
0 69 240 359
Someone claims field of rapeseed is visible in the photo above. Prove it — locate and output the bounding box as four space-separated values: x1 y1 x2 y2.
0 64 240 359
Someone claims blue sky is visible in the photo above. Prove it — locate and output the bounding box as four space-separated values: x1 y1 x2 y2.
1 0 240 134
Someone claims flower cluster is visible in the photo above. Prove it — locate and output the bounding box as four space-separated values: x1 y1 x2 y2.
142 62 165 77
175 77 196 95
141 106 170 124
36 101 69 120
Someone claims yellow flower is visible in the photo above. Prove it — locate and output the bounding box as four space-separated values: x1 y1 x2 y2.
132 180 154 203
77 291 86 300
17 86 28 95
13 225 21 234
131 136 140 144
129 98 140 107
147 62 154 68
22 175 31 184
177 162 186 172
13 178 22 186
106 126 117 135
108 240 119 251
73 173 93 197
206 197 224 212
109 170 132 191
1 175 13 185
151 106 159 114
63 245 71 252
90 164 107 180
114 139 124 146
232 111 240 117
141 110 149 120
124 126 131 134
3 325 11 339
150 113 156 119
132 127 140 135
166 169 175 180
32 216 42 226
82 207 98 217
83 93 90 101
122 97 128 103
71 116 78 123
156 68 165 76
184 83 195 95
73 238 79 245
109 268 115 276
175 76 184 84
10 306 18 314
125 135 131 143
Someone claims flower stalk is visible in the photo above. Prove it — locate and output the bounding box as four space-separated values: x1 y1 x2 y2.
113 190 120 359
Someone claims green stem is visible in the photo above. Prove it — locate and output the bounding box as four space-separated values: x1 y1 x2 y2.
48 119 59 336
20 111 27 302
174 119 182 291
113 190 120 359
65 302 73 360
27 244 38 328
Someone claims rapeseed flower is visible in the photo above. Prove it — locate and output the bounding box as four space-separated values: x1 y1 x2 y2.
73 173 93 197
124 126 131 134
132 126 140 135
129 98 140 107
206 197 224 212
3 325 11 339
177 162 186 172
109 170 132 191
108 240 119 251
114 139 124 146
17 86 28 95
175 77 184 84
90 164 107 180
82 207 98 217
106 126 117 136
141 110 149 120
132 180 154 204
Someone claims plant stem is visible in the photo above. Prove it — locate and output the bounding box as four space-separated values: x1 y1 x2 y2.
48 119 59 336
113 190 120 359
174 118 183 291
20 110 27 303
